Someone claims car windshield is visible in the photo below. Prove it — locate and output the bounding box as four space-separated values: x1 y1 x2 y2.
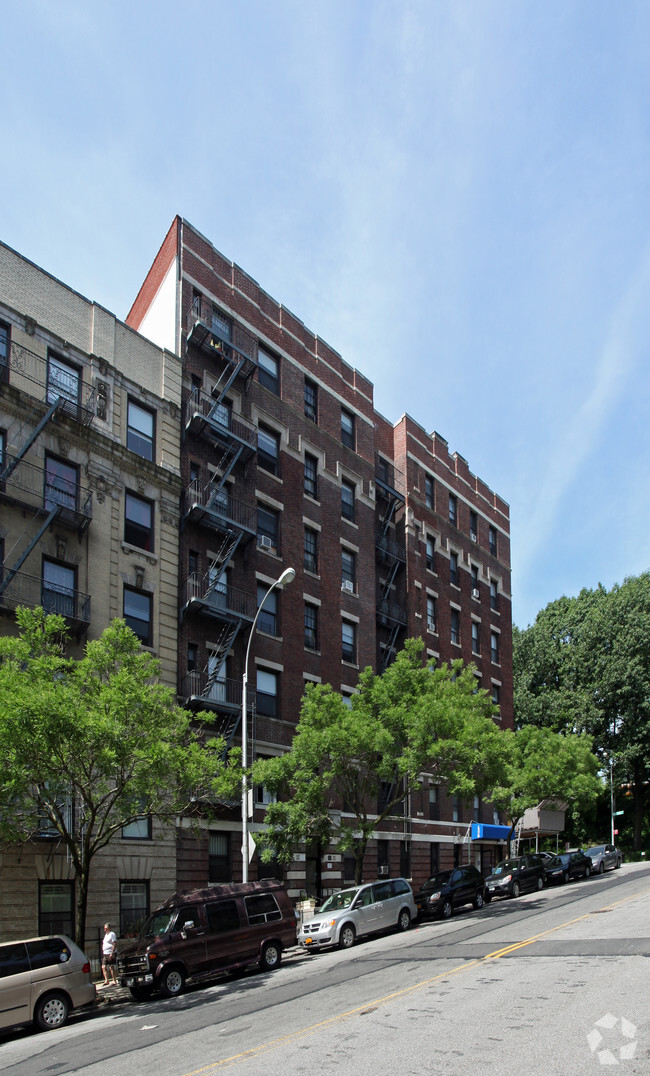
139 910 178 937
492 859 520 874
319 889 359 913
421 872 453 890
586 846 604 856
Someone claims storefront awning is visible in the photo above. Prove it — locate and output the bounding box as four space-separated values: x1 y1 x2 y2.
471 822 512 841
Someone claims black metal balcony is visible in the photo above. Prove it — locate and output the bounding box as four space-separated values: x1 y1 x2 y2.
186 299 257 379
376 596 408 629
183 480 256 538
184 389 257 461
0 455 92 534
181 574 256 623
181 672 245 713
0 570 91 634
375 531 406 566
375 455 406 500
3 342 95 427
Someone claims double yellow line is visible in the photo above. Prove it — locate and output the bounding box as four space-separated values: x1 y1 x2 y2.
183 886 649 1073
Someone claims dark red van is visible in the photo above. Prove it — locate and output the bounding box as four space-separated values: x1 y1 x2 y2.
117 879 297 999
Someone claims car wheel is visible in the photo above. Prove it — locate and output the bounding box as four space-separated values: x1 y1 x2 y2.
511 881 521 898
484 893 492 904
34 992 70 1032
473 889 484 910
129 985 153 1001
616 859 622 869
338 924 356 949
563 871 570 884
159 965 185 998
536 875 544 891
397 908 411 932
599 862 605 874
584 866 591 878
259 942 282 972
440 899 453 919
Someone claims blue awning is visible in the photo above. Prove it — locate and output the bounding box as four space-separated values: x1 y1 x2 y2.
471 822 512 841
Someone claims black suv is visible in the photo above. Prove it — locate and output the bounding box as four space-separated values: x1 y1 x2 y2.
484 854 546 901
415 865 486 919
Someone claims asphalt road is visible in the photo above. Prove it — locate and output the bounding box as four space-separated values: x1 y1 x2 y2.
2 863 649 1076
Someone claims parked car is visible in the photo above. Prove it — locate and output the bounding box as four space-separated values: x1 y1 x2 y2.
297 878 416 951
0 935 95 1033
118 879 297 999
585 844 622 873
484 854 546 901
415 865 487 919
544 850 593 885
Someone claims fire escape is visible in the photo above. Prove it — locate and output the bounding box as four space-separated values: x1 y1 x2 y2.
375 455 407 672
0 340 94 635
179 299 258 748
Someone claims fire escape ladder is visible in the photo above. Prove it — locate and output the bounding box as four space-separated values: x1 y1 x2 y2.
210 354 250 405
380 559 401 603
0 506 62 597
203 620 244 696
0 399 62 484
380 622 402 672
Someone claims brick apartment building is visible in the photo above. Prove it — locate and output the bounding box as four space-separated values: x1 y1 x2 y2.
127 217 513 900
0 241 183 949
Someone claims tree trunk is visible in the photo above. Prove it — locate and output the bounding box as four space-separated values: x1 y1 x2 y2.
354 837 369 884
75 863 90 951
633 762 646 853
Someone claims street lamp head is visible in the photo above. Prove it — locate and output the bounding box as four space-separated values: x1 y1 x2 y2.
277 567 295 587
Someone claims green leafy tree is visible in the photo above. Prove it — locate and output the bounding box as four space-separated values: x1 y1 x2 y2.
490 725 602 846
253 639 507 885
0 608 238 947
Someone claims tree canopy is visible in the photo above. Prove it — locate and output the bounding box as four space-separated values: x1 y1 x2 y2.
514 573 650 851
0 608 238 946
253 639 507 883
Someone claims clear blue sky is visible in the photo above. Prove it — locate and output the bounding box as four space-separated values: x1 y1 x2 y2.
2 1 649 629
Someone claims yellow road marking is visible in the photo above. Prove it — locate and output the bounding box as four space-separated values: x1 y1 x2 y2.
182 885 650 1074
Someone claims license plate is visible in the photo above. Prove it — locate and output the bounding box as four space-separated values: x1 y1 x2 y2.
305 937 313 944
126 978 134 986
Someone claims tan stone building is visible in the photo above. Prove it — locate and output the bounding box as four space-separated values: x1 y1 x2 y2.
0 241 182 954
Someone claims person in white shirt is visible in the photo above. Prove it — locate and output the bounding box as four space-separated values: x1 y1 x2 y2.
101 922 117 984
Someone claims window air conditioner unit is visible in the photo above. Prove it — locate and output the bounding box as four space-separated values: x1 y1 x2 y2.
378 865 389 876
472 588 480 599
470 531 478 542
342 580 354 593
259 536 273 550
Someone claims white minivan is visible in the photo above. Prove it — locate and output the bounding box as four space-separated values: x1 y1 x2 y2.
298 878 417 951
0 935 96 1032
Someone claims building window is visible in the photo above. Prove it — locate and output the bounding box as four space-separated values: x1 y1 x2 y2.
449 493 457 526
209 832 231 883
47 352 80 408
258 347 279 394
341 408 355 449
39 882 73 937
471 564 479 599
257 504 279 550
123 586 152 646
491 682 501 706
425 474 434 509
0 320 9 381
489 526 497 557
428 787 439 821
187 643 198 672
256 669 278 717
258 425 280 475
304 378 318 422
427 595 437 633
122 815 152 840
304 453 318 498
426 536 435 572
304 526 318 573
44 455 78 512
450 551 459 587
257 583 278 635
491 631 500 665
377 839 389 875
451 608 460 646
304 602 319 650
471 620 481 654
42 559 75 618
341 549 356 591
127 399 155 461
473 795 481 822
125 492 154 551
490 580 499 611
120 881 149 937
430 843 440 875
341 479 355 521
470 510 478 542
452 795 461 823
211 307 232 344
255 756 278 807
342 620 356 663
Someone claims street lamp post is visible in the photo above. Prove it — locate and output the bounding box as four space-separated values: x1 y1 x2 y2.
241 566 295 882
